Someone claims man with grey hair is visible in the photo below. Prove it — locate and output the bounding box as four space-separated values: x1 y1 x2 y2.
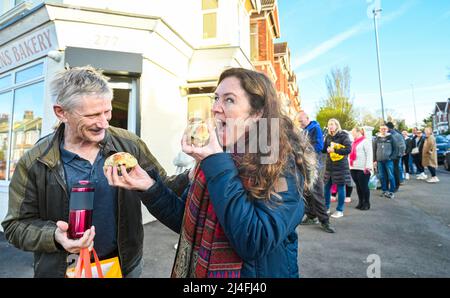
2 66 189 277
298 111 335 233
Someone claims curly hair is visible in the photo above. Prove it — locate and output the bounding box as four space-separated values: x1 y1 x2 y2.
217 68 318 201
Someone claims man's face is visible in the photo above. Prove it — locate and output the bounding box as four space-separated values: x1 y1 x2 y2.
64 95 112 144
379 126 388 135
297 113 309 129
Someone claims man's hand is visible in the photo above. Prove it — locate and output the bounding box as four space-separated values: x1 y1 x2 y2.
327 146 335 153
54 221 95 254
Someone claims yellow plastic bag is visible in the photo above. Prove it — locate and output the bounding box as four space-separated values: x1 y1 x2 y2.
66 249 122 278
329 142 345 162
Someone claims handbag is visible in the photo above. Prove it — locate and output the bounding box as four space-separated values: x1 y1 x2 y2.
66 248 123 278
411 147 419 155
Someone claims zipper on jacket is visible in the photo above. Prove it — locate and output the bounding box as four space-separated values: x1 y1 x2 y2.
117 189 122 272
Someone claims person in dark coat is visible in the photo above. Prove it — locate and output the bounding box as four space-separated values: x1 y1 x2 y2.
386 122 405 191
105 68 318 278
411 128 426 179
322 118 352 218
373 124 396 199
298 112 335 233
401 130 414 180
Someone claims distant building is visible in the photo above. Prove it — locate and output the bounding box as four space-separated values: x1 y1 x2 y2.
250 0 301 119
274 42 301 119
432 98 450 134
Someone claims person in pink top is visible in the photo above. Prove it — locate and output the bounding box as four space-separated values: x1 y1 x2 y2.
349 126 373 210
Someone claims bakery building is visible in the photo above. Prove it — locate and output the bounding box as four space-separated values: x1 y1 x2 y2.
0 0 264 227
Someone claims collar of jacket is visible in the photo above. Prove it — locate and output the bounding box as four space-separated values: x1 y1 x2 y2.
38 123 119 169
376 132 391 138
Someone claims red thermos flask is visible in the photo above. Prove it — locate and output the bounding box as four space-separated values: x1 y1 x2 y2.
68 180 94 239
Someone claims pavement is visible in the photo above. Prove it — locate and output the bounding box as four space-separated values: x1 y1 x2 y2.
1 166 449 278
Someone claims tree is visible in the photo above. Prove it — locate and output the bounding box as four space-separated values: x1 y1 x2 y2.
422 114 433 129
359 108 409 135
316 66 357 131
360 110 383 135
396 119 408 132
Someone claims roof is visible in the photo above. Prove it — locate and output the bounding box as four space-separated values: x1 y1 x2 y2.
436 102 447 112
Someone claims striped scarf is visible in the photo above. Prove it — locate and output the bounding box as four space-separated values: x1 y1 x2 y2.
171 155 248 278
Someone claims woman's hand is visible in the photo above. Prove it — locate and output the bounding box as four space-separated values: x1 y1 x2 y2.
104 164 155 191
182 121 223 162
54 221 95 254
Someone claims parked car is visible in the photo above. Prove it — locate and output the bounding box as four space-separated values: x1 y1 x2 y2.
435 135 450 164
444 149 450 171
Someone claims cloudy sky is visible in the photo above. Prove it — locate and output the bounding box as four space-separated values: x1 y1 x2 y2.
278 0 450 126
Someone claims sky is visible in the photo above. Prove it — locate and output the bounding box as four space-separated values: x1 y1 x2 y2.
277 0 450 127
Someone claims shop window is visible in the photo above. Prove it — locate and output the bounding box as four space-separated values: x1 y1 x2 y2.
0 75 11 90
9 81 44 177
0 91 12 180
202 0 218 39
15 63 43 84
0 61 44 181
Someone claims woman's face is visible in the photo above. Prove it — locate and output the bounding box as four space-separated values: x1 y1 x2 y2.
425 128 432 137
351 128 360 139
212 76 260 147
328 121 337 133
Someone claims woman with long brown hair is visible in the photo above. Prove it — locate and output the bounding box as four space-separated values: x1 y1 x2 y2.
105 68 317 278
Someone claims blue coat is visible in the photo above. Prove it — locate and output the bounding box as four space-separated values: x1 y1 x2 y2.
304 120 324 154
140 153 305 278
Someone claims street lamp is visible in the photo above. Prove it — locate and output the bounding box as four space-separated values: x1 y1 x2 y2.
411 84 418 127
372 7 385 122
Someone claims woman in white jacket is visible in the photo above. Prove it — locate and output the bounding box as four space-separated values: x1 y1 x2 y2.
349 126 373 210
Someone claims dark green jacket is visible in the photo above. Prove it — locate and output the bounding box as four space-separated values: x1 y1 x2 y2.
1 124 189 277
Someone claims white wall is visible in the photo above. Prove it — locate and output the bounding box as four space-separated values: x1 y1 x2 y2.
58 0 250 52
139 59 188 175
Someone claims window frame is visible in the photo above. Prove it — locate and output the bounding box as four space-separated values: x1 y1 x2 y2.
0 58 45 183
0 0 25 16
250 22 258 60
202 0 219 40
